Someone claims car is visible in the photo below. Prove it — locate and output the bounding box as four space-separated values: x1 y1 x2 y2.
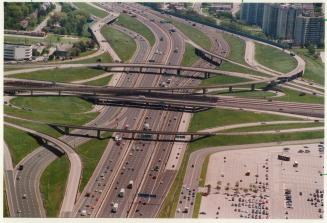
22 194 27 199
17 209 22 213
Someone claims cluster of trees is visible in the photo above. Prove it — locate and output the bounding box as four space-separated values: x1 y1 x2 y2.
4 2 55 30
69 40 96 57
46 4 89 37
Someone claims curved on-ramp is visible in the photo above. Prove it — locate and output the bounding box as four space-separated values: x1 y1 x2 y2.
4 122 82 217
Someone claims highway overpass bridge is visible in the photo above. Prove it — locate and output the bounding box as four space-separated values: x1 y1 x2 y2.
50 123 215 142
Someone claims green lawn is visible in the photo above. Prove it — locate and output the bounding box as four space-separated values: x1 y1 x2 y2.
255 43 298 73
192 193 202 218
101 25 136 62
116 14 155 46
214 89 276 99
198 155 209 187
171 20 211 50
76 133 111 192
219 62 270 78
11 96 93 113
159 130 323 217
5 97 98 125
4 126 40 165
74 2 108 18
40 155 69 217
201 75 249 85
276 88 324 104
85 75 112 86
222 33 246 64
70 52 112 64
224 122 323 132
181 43 200 66
11 67 105 83
294 48 324 85
4 34 90 46
4 117 62 138
188 108 299 132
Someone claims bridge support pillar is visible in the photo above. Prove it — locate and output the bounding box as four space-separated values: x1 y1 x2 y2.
97 130 101 139
229 86 233 92
190 134 194 141
30 90 33 96
202 88 207 94
64 127 69 135
251 84 255 91
58 90 61 96
204 72 210 79
140 67 143 73
177 69 181 75
132 132 135 139
156 133 159 140
159 68 162 74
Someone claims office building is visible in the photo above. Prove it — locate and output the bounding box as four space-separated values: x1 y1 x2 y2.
262 4 280 38
4 43 32 61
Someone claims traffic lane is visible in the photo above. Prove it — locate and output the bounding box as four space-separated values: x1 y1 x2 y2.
15 147 56 217
97 109 169 217
75 108 144 217
76 10 158 216
130 112 182 217
4 170 19 217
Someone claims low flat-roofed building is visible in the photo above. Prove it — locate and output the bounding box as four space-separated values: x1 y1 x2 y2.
4 43 32 61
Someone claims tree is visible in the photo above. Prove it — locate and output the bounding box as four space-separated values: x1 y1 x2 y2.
307 44 316 55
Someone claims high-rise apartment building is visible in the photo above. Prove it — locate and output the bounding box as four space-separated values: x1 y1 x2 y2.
240 3 264 26
294 15 324 46
262 4 279 38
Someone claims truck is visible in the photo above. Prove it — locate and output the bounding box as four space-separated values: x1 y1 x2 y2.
166 78 172 84
111 203 118 213
174 48 178 53
144 123 150 131
81 209 87 216
119 188 125 197
114 135 122 145
127 180 133 189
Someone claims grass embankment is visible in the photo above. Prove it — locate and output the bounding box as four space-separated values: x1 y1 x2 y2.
101 25 136 62
201 75 249 85
4 126 40 165
276 88 324 104
40 155 69 217
224 122 324 132
5 96 98 125
117 14 155 46
4 34 89 45
76 132 111 192
294 48 324 85
159 130 323 217
74 2 108 18
192 193 202 218
11 67 105 83
181 44 200 67
198 155 210 187
70 52 112 64
171 20 211 50
4 117 61 138
255 43 297 73
219 62 269 77
214 89 275 98
221 33 245 64
188 108 298 132
85 75 112 86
